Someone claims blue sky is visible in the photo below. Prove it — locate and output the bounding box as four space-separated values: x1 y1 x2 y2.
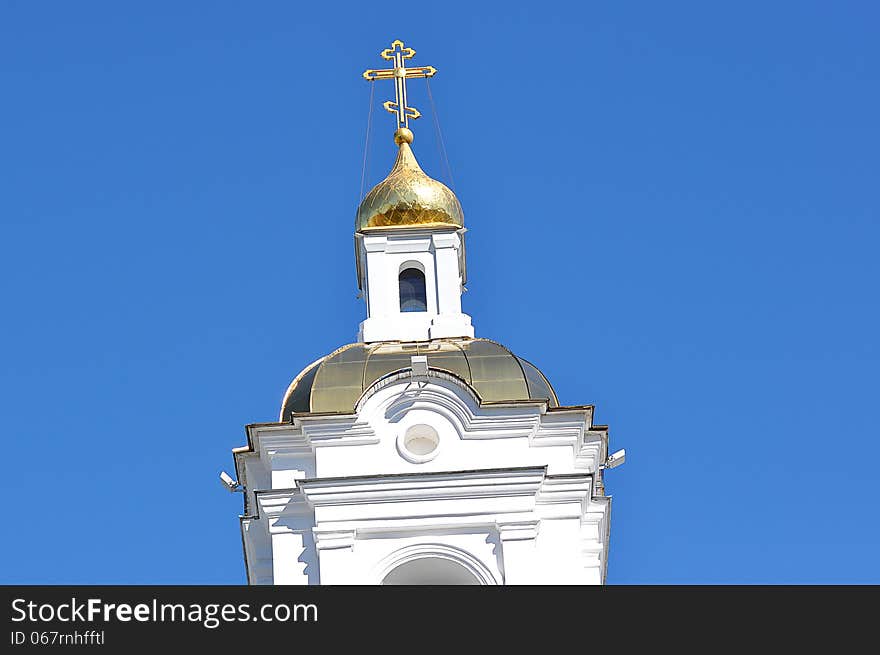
1 1 878 583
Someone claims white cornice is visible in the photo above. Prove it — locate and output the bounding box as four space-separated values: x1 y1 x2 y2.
537 475 593 512
299 467 547 507
298 418 378 446
254 487 310 522
245 419 379 461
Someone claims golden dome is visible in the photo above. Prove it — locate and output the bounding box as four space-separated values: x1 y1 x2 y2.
356 128 463 232
280 338 559 419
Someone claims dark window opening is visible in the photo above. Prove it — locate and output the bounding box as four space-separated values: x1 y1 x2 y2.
399 268 427 312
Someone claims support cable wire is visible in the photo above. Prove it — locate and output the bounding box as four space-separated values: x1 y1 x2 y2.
359 81 376 202
425 77 456 191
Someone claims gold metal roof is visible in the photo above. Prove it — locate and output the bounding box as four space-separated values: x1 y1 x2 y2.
280 338 558 420
356 129 464 232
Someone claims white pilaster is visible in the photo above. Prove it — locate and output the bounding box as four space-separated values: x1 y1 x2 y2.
269 529 312 585
498 521 541 584
314 530 357 585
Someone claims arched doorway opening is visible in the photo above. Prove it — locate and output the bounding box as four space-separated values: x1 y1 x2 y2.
382 557 481 585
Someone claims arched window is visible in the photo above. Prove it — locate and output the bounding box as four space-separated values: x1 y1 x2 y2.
399 268 427 312
375 544 497 585
382 557 481 585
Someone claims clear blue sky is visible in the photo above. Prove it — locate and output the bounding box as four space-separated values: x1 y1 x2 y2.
1 1 877 584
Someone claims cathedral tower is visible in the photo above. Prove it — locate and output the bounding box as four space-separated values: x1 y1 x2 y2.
226 40 622 585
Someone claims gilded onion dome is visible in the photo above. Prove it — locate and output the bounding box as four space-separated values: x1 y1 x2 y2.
280 338 559 420
356 128 463 232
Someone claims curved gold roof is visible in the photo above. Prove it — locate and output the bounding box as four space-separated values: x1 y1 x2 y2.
356 129 463 232
280 338 558 420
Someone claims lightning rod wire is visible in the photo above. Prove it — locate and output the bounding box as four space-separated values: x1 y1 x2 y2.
359 81 376 202
426 77 456 191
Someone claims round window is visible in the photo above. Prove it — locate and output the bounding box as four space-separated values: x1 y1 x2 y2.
397 424 441 463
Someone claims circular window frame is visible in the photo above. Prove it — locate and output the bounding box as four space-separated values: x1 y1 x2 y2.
396 423 441 463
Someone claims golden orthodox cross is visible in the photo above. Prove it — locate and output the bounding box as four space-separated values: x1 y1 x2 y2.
363 40 437 130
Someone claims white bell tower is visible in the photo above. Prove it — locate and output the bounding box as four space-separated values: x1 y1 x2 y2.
354 128 474 343
226 39 622 585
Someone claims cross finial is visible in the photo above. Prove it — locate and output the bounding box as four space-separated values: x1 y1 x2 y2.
363 39 437 130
